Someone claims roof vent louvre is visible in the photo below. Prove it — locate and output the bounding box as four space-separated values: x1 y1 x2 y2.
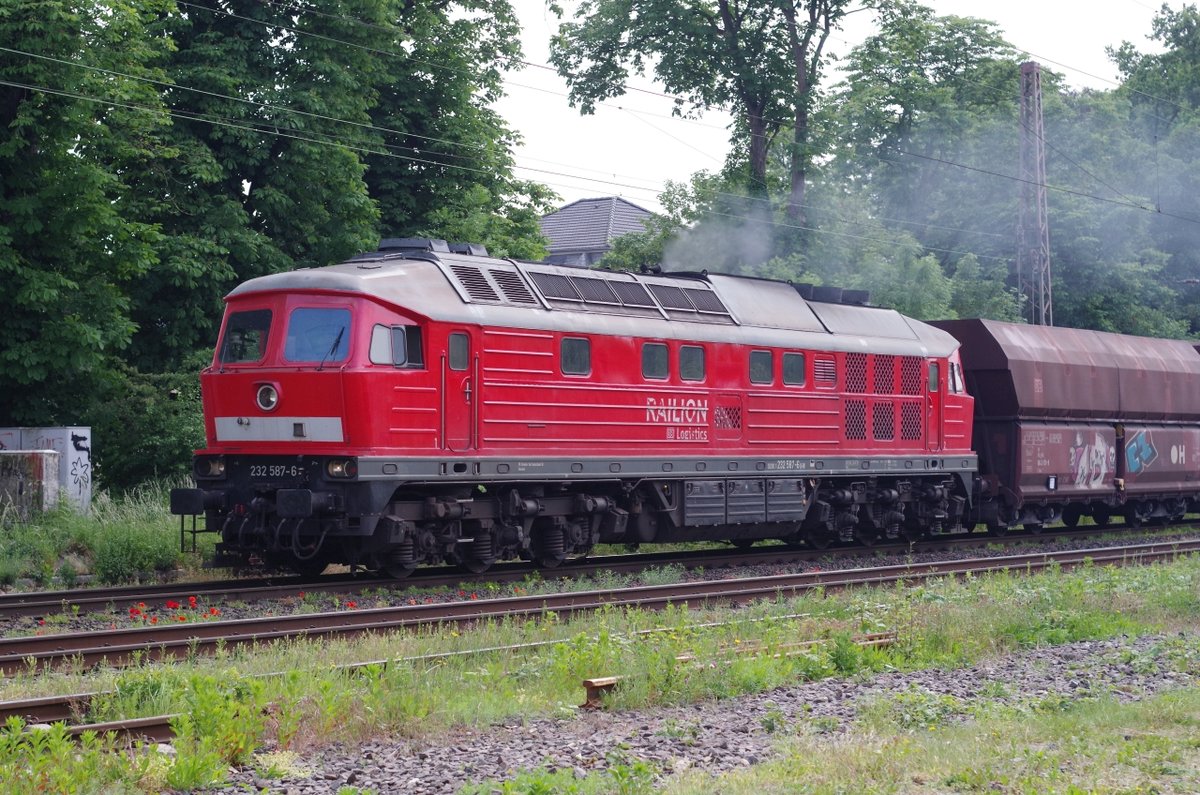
682 288 727 314
569 276 620 304
648 284 693 310
490 269 537 304
449 264 500 302
610 281 655 307
529 272 582 301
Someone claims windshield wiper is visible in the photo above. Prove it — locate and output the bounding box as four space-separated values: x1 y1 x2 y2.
317 327 345 372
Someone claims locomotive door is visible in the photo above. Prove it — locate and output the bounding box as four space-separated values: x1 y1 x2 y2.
444 330 473 450
926 359 942 451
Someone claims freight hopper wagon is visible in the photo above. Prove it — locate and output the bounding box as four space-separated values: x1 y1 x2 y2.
172 239 976 577
936 319 1200 531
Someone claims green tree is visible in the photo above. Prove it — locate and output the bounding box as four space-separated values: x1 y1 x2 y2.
949 255 1021 321
550 0 854 220
0 0 171 421
363 0 557 258
126 0 386 372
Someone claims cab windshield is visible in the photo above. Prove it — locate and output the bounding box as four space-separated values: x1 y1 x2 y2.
219 309 272 363
284 308 351 364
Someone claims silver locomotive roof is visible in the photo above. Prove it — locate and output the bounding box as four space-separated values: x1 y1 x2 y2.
225 243 959 357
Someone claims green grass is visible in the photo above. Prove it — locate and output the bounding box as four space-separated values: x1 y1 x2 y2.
2 553 1200 792
0 479 209 585
664 688 1200 794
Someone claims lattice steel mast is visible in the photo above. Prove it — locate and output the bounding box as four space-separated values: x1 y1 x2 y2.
1017 61 1052 326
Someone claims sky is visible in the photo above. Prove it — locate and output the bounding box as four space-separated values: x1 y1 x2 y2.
493 0 1174 213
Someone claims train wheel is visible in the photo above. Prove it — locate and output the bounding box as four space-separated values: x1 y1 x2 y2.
460 558 494 574
1092 508 1111 528
855 528 880 547
382 540 417 579
731 539 756 550
1061 505 1082 528
459 532 496 574
533 522 567 568
383 563 417 578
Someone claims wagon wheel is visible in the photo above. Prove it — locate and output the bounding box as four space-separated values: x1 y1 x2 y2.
731 539 757 550
806 527 835 550
1124 503 1145 529
1061 505 1083 528
1091 508 1111 529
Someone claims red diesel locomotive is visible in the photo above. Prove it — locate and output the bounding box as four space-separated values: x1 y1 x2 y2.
170 239 978 575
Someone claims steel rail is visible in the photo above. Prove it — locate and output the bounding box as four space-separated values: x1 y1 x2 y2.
0 525 1170 619
0 539 1194 675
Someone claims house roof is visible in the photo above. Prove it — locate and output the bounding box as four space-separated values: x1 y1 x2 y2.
539 197 653 255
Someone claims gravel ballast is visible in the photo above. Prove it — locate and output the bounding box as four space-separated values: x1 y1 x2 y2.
212 632 1198 794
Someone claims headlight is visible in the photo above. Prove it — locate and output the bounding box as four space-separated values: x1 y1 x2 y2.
326 458 358 479
195 456 226 478
256 384 279 412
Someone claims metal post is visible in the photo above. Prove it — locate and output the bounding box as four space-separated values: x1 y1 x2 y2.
1017 61 1052 326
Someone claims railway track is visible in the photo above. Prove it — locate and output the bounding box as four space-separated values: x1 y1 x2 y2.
0 524 1172 620
4 538 1196 741
0 538 1194 676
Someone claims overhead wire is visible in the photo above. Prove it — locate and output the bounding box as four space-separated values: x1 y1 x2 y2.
3 73 1014 262
13 0 1200 251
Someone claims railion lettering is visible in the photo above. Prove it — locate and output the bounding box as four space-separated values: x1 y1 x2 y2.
645 396 709 425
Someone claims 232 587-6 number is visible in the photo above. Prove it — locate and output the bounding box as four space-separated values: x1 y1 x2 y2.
249 464 301 479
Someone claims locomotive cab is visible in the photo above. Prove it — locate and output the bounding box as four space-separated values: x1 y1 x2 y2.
178 287 437 574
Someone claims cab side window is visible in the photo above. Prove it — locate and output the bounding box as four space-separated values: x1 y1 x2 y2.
370 325 424 368
449 332 469 371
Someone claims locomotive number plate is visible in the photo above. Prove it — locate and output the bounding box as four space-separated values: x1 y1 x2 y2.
249 464 304 480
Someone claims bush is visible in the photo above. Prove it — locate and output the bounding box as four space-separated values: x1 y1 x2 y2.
82 360 206 491
92 525 181 583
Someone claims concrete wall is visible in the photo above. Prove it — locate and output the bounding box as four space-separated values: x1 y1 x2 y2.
0 427 92 512
0 450 60 522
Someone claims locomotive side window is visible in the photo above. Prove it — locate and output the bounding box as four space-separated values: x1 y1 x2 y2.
220 309 272 363
680 345 705 382
449 332 469 371
749 350 773 384
783 352 806 385
642 342 668 379
561 337 591 375
929 361 940 392
369 325 425 368
950 362 964 393
284 308 350 363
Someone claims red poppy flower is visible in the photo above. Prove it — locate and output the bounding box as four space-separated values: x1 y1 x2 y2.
209 607 220 616
165 600 180 610
345 601 357 609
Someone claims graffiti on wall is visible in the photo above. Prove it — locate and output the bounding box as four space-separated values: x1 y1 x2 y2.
1126 430 1159 476
70 432 91 498
1068 431 1116 488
